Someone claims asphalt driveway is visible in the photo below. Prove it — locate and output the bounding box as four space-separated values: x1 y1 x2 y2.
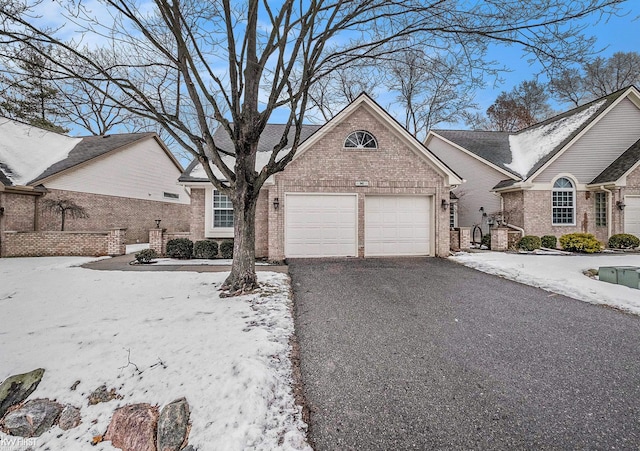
289 257 640 450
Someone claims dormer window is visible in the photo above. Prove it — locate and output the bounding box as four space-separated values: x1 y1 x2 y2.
344 130 377 149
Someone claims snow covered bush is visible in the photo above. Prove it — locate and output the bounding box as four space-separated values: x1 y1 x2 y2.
608 233 640 249
517 235 541 251
541 235 557 249
193 240 218 259
220 240 234 259
134 249 157 263
166 238 194 259
559 233 602 253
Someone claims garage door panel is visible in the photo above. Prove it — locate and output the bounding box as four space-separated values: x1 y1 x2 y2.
285 194 357 258
624 196 640 239
365 195 431 256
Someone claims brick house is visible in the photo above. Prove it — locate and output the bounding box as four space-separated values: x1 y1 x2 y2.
426 86 640 244
0 117 190 253
179 94 463 259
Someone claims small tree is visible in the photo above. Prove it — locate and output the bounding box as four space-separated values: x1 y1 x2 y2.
42 198 89 231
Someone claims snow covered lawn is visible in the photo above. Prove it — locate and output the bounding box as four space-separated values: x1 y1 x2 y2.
0 257 309 450
452 252 640 315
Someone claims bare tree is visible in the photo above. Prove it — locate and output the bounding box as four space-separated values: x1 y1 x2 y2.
551 51 640 106
42 198 89 231
307 64 379 122
385 49 479 139
0 0 625 292
485 80 553 131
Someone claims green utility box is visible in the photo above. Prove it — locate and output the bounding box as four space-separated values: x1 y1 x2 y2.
598 266 639 286
619 267 640 290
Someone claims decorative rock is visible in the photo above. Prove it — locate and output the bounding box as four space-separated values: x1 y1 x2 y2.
104 403 159 451
58 405 82 430
2 398 63 437
0 368 45 418
157 398 190 451
87 385 122 405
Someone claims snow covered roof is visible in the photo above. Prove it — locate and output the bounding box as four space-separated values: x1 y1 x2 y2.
434 88 630 183
180 123 322 182
0 117 82 186
0 117 160 187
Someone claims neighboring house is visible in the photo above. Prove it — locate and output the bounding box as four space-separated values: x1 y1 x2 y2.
179 94 463 260
0 117 190 246
426 86 640 243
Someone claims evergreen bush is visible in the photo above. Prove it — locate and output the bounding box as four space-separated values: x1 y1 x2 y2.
166 238 194 259
220 240 234 259
517 235 541 251
193 240 219 259
559 233 602 253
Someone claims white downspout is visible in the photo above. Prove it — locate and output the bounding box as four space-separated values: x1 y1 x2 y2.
601 186 613 238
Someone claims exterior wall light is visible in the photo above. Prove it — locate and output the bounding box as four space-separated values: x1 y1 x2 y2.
155 219 162 228
441 199 449 211
273 198 280 210
616 201 626 211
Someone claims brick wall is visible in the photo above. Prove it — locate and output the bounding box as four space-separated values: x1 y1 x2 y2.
189 189 206 242
268 105 450 259
2 229 126 257
39 189 190 244
3 192 38 231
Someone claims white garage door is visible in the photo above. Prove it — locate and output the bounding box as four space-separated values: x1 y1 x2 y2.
624 196 640 239
285 194 358 258
365 195 431 256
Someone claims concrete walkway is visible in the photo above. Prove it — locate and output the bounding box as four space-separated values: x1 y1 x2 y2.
82 253 288 273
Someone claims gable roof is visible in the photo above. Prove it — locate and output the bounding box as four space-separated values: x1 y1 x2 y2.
429 129 518 178
591 137 640 185
292 93 463 185
31 132 162 184
179 123 322 182
0 117 180 187
432 87 637 186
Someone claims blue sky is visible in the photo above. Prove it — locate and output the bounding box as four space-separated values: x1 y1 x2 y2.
473 8 640 111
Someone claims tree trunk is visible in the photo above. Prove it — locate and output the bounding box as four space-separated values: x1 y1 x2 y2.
223 186 258 293
60 210 66 231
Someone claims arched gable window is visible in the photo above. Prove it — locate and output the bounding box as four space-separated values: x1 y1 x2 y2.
552 177 575 225
344 130 377 149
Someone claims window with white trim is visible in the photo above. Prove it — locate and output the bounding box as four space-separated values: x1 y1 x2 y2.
344 130 377 149
595 192 607 227
552 177 575 225
213 190 233 228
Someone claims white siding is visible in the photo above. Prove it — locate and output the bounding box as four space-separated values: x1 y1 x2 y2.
428 136 507 228
45 138 189 204
534 98 640 184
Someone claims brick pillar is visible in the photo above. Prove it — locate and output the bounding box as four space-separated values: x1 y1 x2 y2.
490 227 509 251
449 229 460 251
149 228 164 255
458 227 471 250
107 228 127 256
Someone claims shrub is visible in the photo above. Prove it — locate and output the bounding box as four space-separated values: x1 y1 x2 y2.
220 240 234 259
608 233 640 249
134 248 157 263
541 235 557 249
481 233 491 249
166 238 193 259
559 233 602 253
517 235 541 251
193 240 219 259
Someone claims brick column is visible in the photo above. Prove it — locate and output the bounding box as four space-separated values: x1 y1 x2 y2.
490 227 509 251
459 227 471 250
107 228 127 256
149 228 164 255
449 229 460 251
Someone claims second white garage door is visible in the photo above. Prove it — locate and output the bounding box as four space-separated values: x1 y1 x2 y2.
624 196 640 239
285 193 358 258
365 195 431 256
